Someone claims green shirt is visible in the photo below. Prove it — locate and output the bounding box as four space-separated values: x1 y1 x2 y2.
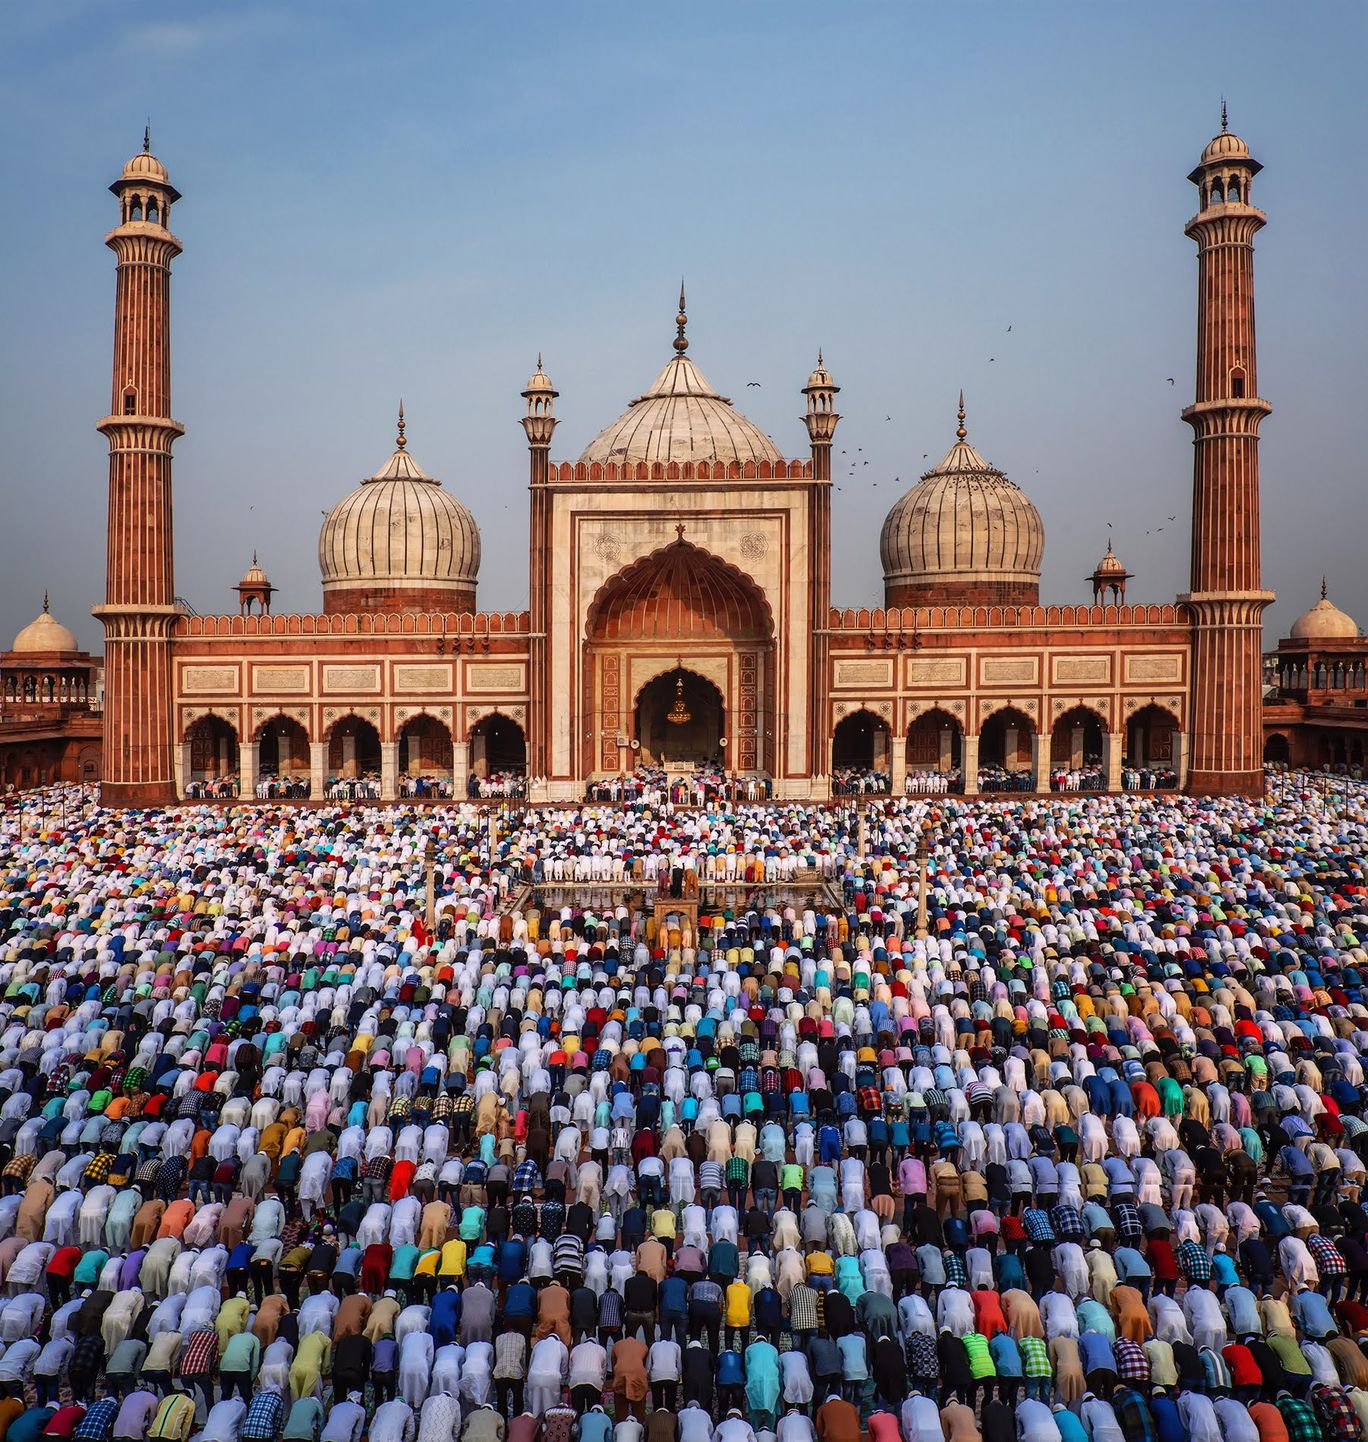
283 1397 325 1442
963 1331 996 1379
220 1332 260 1376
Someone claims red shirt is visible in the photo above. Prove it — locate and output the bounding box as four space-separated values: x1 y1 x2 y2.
42 1406 86 1439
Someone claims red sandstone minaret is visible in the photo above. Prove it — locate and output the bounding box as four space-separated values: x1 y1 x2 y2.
93 131 183 805
1182 108 1274 798
802 352 839 788
522 354 558 794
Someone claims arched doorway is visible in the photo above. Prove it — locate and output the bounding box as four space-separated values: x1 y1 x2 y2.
1049 705 1106 787
585 536 775 777
256 715 310 777
906 709 963 771
399 715 453 789
1263 733 1290 765
635 668 723 766
832 710 891 793
186 715 239 786
1127 704 1180 787
326 716 381 781
469 713 526 778
979 706 1035 785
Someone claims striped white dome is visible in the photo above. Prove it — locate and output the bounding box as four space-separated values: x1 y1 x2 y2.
319 413 480 604
881 406 1043 597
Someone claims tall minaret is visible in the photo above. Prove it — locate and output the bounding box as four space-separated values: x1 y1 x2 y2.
92 132 184 805
1181 109 1274 798
803 352 839 789
522 355 558 794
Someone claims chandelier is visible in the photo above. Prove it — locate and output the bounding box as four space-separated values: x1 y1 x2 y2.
666 673 692 726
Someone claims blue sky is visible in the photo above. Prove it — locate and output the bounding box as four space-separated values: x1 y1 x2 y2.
2 1 1364 649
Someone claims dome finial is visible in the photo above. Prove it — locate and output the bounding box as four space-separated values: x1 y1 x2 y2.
143 121 151 154
817 347 824 367
1221 97 1228 133
674 279 688 354
42 590 49 614
252 550 258 567
1322 574 1328 600
396 400 406 450
956 390 967 441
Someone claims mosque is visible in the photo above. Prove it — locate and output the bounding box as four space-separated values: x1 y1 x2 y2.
69 117 1345 805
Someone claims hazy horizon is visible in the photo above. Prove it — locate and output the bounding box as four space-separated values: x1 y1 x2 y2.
2 1 1365 652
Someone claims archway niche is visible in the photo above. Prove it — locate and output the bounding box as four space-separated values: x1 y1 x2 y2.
326 716 381 781
1049 705 1106 770
186 715 239 782
635 669 724 766
399 714 453 779
469 713 526 778
256 716 310 777
979 706 1035 772
832 710 891 792
906 708 963 773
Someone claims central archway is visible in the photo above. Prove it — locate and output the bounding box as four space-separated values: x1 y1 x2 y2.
635 668 724 765
584 536 775 777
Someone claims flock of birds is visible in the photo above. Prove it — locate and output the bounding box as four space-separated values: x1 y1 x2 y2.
743 325 1187 536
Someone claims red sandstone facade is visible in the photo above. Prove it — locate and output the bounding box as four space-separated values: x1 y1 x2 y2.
90 123 1280 804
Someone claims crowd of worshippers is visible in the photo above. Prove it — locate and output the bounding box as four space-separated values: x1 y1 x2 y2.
0 775 1360 1442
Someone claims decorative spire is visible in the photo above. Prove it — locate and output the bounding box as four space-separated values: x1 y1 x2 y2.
252 550 258 567
674 280 688 354
1220 98 1228 133
42 590 49 614
536 351 543 371
396 401 406 450
1322 575 1329 600
143 122 151 154
817 347 824 367
956 390 967 441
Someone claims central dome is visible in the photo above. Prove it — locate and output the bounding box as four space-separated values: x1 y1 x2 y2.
319 408 480 615
579 291 784 468
880 396 1043 608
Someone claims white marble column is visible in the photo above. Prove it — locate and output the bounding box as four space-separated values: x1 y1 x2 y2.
310 741 327 800
962 734 980 795
240 741 259 800
177 742 191 799
1174 731 1187 789
453 740 470 797
891 735 907 795
1105 731 1125 791
380 741 399 801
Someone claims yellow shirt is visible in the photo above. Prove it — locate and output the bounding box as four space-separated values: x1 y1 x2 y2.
439 1238 468 1277
651 1208 676 1241
725 1282 753 1327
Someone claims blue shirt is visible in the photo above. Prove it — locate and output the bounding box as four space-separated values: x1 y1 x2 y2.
577 1412 613 1442
1150 1394 1185 1442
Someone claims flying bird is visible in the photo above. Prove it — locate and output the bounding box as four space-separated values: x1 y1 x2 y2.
1167 515 1176 521
746 381 762 387
885 415 891 421
1006 325 1012 332
1166 377 1175 385
989 357 995 362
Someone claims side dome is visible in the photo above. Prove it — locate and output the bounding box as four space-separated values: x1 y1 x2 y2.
319 408 480 615
578 288 784 468
11 596 79 654
880 396 1043 608
1289 581 1359 641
